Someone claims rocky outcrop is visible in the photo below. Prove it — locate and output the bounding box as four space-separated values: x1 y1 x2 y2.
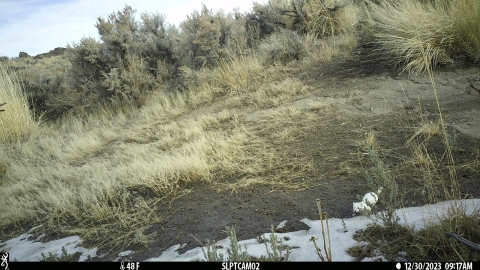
19 52 31 58
34 47 67 59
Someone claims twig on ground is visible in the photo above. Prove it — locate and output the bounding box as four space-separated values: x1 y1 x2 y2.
446 232 480 252
468 79 480 94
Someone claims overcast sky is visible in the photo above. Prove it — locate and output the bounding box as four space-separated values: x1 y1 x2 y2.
0 0 260 58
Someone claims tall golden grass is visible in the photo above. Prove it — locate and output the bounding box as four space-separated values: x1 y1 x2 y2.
0 62 37 143
369 0 480 76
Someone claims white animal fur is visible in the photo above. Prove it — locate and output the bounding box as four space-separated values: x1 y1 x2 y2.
353 187 383 214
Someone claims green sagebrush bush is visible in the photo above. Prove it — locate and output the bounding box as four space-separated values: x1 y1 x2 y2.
101 55 156 106
244 0 358 40
244 2 285 45
67 5 176 106
8 5 178 119
174 4 250 70
258 28 307 65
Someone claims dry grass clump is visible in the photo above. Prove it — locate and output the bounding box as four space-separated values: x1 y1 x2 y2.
257 27 357 67
227 78 309 109
369 0 455 76
357 130 378 151
407 120 440 145
181 32 354 110
417 121 440 138
369 0 480 76
0 62 37 143
213 54 264 92
450 0 480 62
220 107 318 192
302 32 358 69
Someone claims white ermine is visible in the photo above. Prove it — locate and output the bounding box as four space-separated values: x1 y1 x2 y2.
353 187 383 215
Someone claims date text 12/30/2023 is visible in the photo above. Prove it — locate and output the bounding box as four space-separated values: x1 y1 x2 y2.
402 262 473 270
222 262 260 270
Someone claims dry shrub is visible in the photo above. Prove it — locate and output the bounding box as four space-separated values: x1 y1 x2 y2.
102 55 156 106
68 5 175 110
259 28 307 65
300 0 359 37
174 4 249 69
247 0 359 36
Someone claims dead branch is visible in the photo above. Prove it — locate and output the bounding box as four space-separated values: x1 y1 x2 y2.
468 79 480 94
446 232 480 252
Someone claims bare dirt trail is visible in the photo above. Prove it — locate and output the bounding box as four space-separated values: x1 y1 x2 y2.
94 46 480 261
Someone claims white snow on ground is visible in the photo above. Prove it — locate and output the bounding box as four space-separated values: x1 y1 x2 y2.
0 226 99 262
276 220 288 229
1 199 479 262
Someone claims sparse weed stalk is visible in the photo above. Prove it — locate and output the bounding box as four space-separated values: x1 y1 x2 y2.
203 225 290 262
407 121 440 145
202 239 225 262
362 140 400 228
40 246 76 262
409 140 445 204
446 125 459 149
225 226 252 261
260 225 290 261
310 199 332 262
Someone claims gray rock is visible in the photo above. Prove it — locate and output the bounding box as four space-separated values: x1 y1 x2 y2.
19 52 31 58
34 47 67 59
